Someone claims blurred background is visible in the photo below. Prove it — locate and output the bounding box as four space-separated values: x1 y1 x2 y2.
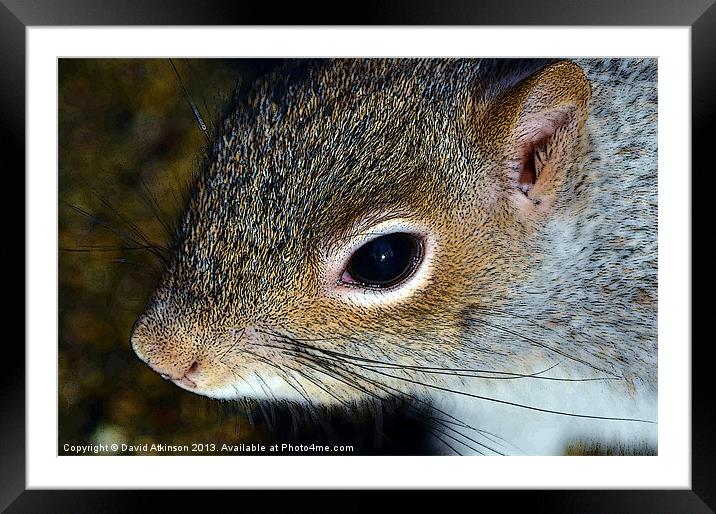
59 58 267 455
58 58 428 456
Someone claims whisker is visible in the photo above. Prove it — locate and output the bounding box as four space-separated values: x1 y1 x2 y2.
169 58 210 142
352 363 655 424
92 190 170 265
243 399 255 430
476 304 622 353
292 355 384 403
285 365 350 408
59 244 161 252
373 401 384 449
289 351 507 455
256 401 275 433
256 335 655 423
332 358 612 383
429 424 484 456
63 201 167 268
469 316 620 379
428 431 463 456
219 329 245 361
241 349 313 404
222 334 515 454
253 330 615 382
138 177 176 241
244 339 514 448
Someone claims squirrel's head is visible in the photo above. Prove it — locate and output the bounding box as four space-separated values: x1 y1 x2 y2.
131 58 591 404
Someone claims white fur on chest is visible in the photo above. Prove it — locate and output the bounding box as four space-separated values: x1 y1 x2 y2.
426 366 657 455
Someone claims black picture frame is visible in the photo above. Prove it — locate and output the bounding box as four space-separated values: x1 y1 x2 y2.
5 1 709 511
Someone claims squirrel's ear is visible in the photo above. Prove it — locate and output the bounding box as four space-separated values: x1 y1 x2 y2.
478 60 591 215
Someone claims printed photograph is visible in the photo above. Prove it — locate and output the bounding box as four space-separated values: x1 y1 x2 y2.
58 58 657 456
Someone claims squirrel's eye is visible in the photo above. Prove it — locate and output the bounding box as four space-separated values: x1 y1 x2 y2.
343 233 422 288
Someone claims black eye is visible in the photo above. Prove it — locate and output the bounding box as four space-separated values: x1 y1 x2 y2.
344 233 422 288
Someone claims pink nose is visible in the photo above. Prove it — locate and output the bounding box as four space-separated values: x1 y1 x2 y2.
158 361 200 388
130 317 206 389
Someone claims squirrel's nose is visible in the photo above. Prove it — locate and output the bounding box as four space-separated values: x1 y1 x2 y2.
158 361 200 388
150 359 200 389
130 320 201 388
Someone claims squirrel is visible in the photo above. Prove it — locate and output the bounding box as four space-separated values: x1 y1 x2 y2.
130 58 658 455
